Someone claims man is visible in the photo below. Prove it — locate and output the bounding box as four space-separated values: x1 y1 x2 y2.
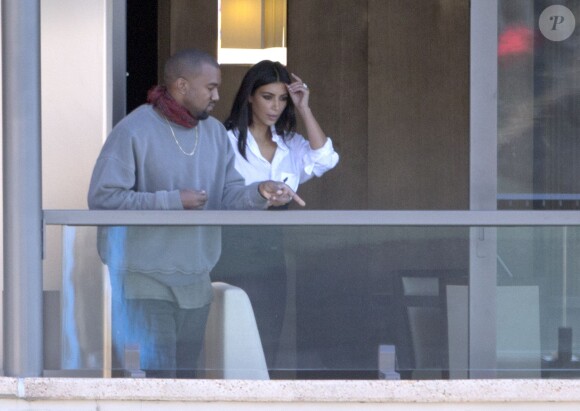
88 48 302 378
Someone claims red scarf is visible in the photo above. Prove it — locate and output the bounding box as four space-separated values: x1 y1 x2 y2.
146 85 198 128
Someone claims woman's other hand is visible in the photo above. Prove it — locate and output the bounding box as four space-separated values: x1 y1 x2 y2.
258 180 306 207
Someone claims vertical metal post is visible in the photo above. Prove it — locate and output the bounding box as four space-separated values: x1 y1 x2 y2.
470 0 498 378
2 0 43 376
111 0 127 126
470 0 499 211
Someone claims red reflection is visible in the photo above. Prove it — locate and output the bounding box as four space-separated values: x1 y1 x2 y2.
498 25 533 57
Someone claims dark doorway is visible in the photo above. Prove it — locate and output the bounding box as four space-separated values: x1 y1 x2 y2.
127 0 158 113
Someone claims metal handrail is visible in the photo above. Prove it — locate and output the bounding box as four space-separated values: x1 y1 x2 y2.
44 209 580 226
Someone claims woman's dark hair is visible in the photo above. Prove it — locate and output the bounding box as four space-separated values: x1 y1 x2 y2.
224 60 296 159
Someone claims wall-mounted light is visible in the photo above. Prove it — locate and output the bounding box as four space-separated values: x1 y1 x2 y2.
218 0 287 65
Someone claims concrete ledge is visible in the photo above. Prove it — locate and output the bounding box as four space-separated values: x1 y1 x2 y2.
1 378 580 403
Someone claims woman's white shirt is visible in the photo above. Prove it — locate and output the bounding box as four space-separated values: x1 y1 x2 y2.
227 126 339 192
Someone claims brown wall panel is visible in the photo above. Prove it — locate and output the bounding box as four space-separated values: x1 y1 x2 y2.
287 0 369 210
160 0 469 211
155 0 472 376
212 65 252 123
158 0 218 60
368 0 469 209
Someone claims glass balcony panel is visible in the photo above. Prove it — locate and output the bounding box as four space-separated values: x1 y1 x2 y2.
42 223 580 379
498 0 580 210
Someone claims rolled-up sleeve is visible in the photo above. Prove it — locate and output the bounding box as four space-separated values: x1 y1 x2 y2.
302 137 340 177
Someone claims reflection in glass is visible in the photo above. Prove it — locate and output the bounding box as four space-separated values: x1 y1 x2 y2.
497 0 580 378
498 0 580 210
44 223 580 379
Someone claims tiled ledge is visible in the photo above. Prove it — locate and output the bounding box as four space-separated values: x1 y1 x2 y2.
0 378 580 403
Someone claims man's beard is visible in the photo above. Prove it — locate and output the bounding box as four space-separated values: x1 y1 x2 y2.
197 111 210 120
193 105 212 121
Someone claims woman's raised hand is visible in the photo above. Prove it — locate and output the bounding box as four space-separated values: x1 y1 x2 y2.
287 73 310 112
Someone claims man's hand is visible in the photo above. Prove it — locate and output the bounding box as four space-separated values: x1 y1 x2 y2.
180 189 208 209
258 181 306 207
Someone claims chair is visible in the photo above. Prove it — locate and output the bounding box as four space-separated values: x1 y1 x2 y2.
393 269 467 379
58 226 268 378
200 282 269 380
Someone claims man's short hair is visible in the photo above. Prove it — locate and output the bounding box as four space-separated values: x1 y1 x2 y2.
163 48 219 84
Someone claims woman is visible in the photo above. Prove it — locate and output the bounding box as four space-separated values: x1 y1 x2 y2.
212 60 339 373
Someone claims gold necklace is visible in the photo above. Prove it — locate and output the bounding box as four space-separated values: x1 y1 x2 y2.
162 115 199 156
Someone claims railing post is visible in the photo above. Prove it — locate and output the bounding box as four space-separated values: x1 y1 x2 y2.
469 0 499 378
2 0 43 377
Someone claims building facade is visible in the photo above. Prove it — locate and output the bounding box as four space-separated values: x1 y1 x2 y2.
3 0 580 407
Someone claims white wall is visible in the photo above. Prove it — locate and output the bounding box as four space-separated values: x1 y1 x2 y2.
41 0 110 284
41 0 111 370
1 0 110 371
41 0 109 209
0 0 3 372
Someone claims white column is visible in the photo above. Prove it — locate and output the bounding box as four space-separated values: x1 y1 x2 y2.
1 0 43 377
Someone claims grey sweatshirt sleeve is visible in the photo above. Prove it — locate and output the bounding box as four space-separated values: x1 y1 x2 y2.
88 110 268 211
87 121 183 210
88 155 183 210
